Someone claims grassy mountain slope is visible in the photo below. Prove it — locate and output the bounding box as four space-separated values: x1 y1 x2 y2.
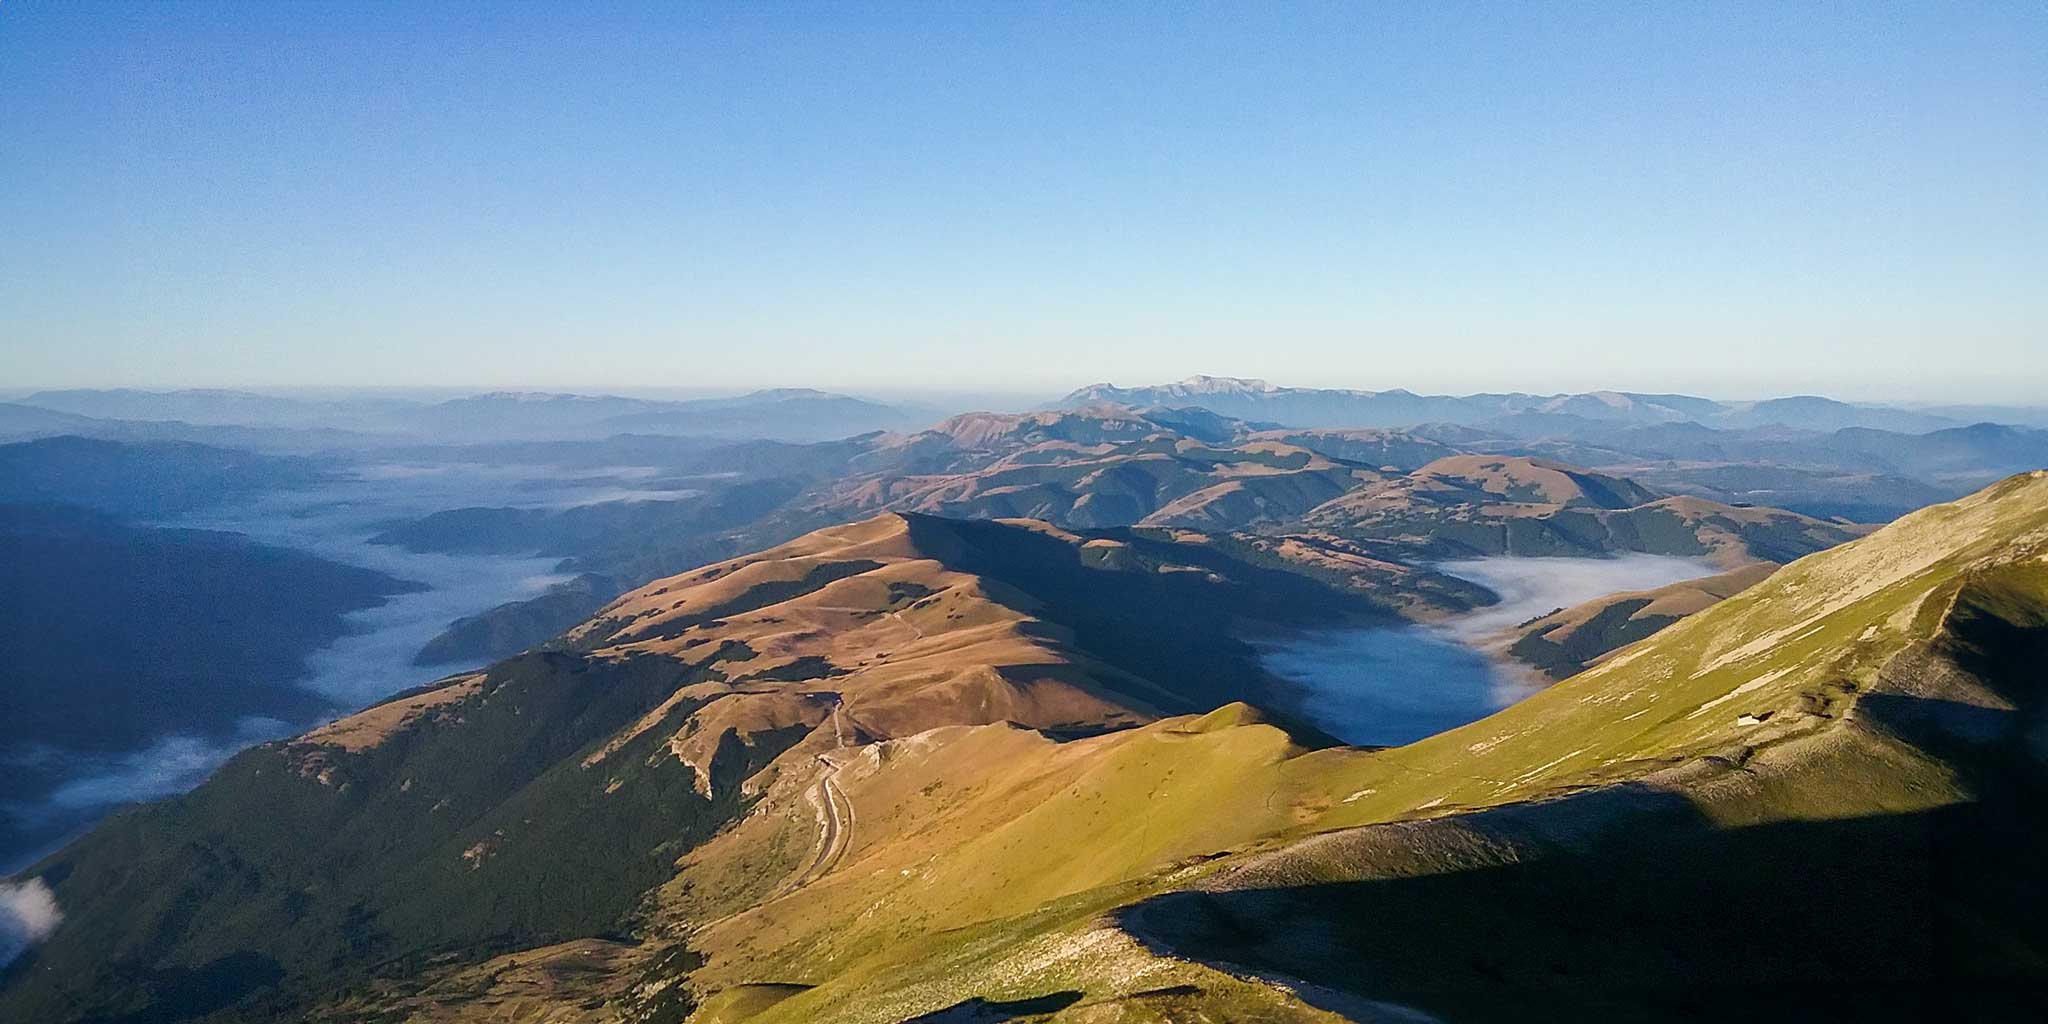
11 473 2032 1023
1301 454 1866 563
1122 470 2048 1020
563 513 1483 735
800 408 1381 531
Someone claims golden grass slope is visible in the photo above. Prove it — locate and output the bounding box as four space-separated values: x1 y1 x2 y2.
1308 454 1661 514
1305 469 2048 829
567 514 1165 743
1301 454 1865 564
799 407 1383 531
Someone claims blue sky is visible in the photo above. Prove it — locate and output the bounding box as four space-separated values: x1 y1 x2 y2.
2 2 2042 400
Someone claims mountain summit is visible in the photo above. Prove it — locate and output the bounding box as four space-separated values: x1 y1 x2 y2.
1065 374 1288 400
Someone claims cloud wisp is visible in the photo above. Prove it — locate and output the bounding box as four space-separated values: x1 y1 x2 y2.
0 878 61 966
1432 554 1724 643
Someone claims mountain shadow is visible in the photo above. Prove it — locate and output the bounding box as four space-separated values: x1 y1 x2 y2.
900 990 1084 1022
1121 773 2048 1022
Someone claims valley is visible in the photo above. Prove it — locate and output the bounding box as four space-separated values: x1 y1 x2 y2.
0 504 422 872
9 466 2046 1021
1255 553 1727 745
0 441 727 871
0 390 1968 885
4 384 2045 1022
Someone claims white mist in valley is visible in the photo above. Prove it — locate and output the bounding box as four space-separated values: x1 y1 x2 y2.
3 459 702 871
1433 554 1731 642
1258 555 1724 747
163 459 699 705
38 718 293 812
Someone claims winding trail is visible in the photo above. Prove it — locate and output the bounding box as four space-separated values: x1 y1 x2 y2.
888 609 926 640
786 702 856 892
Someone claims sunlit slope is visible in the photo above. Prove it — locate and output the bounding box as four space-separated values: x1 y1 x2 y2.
1120 472 2048 1022
678 472 2048 1022
796 406 1383 531
566 511 1479 739
1301 453 1866 563
1314 469 2048 827
661 705 1406 1024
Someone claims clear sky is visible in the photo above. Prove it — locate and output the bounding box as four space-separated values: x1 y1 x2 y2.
3 2 2043 401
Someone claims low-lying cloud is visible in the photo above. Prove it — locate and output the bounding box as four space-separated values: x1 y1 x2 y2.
0 878 61 966
1257 627 1507 747
1258 555 1728 748
1433 554 1725 642
42 718 291 811
170 460 640 703
5 459 670 870
295 560 569 702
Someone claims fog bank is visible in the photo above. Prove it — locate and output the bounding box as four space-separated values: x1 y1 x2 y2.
2 458 697 871
1259 555 1724 747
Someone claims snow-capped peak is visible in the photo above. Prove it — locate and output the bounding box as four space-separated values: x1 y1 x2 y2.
1171 375 1278 394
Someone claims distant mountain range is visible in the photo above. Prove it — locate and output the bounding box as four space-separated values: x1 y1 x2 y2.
365 405 1873 667
18 378 2046 453
0 436 326 516
1057 375 1994 434
1047 378 2048 523
11 395 2042 683
3 387 927 445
